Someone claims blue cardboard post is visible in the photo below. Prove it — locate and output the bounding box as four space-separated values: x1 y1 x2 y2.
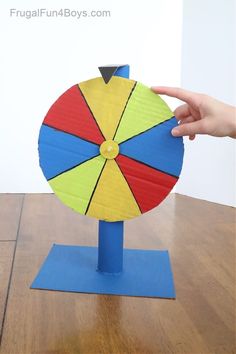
97 65 129 274
114 65 130 79
97 221 124 274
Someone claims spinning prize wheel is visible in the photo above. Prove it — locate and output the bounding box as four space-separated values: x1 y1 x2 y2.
32 65 184 298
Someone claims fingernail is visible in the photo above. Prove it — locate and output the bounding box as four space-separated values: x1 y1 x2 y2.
171 128 180 136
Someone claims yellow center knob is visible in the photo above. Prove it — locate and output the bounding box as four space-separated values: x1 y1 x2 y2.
100 140 119 160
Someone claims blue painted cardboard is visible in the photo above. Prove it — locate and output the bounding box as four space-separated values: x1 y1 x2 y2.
120 117 184 177
39 125 99 180
31 244 176 299
98 221 124 274
114 65 130 79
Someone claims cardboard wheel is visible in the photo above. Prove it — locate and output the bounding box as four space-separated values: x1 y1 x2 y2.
38 76 184 222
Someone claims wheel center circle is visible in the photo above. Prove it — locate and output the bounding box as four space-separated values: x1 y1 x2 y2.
100 140 119 160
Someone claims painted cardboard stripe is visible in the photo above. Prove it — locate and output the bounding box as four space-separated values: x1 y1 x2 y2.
43 85 104 144
79 77 136 140
49 155 106 215
116 154 178 213
119 117 184 177
39 125 100 180
114 82 174 143
87 159 141 221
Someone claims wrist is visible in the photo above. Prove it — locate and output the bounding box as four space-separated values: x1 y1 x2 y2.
228 107 236 138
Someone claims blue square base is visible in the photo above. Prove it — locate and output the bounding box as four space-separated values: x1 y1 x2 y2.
31 244 176 299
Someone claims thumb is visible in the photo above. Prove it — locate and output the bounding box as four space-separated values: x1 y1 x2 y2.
172 120 205 137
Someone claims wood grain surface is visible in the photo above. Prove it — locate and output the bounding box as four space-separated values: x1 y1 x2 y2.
0 243 15 337
0 193 235 354
0 194 24 241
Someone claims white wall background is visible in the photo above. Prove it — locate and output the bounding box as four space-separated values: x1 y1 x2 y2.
176 0 236 207
0 0 182 193
1 0 235 207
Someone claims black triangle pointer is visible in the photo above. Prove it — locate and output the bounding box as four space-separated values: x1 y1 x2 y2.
98 66 119 84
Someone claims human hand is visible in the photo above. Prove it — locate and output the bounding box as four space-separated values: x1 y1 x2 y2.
151 86 236 140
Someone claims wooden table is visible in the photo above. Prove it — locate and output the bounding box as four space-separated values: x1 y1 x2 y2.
0 194 235 354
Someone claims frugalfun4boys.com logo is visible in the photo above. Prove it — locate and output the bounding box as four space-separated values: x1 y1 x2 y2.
9 8 111 20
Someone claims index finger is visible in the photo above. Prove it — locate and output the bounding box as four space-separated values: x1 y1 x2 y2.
151 86 201 109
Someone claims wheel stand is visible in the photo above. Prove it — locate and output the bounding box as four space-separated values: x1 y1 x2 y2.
31 65 176 299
